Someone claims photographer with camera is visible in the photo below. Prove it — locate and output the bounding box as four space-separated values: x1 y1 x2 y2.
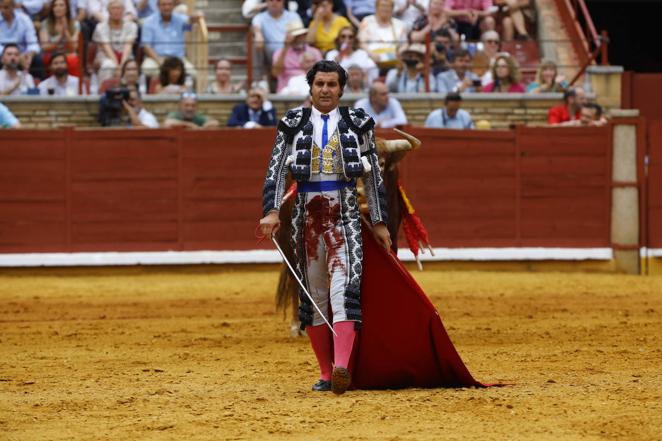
98 86 158 128
436 48 481 94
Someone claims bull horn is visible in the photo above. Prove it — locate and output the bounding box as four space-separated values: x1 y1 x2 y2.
380 139 415 153
393 128 422 150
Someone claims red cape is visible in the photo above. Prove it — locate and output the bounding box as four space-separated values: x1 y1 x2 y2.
349 222 484 389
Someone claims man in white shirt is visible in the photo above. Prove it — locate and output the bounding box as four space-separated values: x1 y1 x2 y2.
0 43 35 95
38 52 79 96
354 81 407 128
259 60 390 395
123 88 158 127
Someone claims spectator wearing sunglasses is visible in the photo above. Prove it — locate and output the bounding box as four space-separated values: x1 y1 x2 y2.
163 92 219 128
325 26 377 83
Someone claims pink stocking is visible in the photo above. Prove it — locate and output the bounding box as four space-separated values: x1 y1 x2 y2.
333 321 356 369
306 325 333 381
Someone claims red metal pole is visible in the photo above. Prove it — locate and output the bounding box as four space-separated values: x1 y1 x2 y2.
247 30 254 89
600 30 609 65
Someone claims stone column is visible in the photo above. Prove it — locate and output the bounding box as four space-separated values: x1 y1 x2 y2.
586 65 624 110
610 109 640 274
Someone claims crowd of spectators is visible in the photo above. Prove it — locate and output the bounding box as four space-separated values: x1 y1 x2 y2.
0 0 609 130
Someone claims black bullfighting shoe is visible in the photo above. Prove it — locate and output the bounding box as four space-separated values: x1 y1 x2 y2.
331 367 351 395
312 379 332 392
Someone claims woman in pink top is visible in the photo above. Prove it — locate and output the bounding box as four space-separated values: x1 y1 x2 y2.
482 54 525 92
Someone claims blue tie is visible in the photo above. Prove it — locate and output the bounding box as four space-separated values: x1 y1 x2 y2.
321 114 329 147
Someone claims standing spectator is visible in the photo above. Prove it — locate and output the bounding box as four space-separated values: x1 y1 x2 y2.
357 0 407 73
547 87 586 125
424 92 474 128
305 0 350 53
92 0 137 83
206 59 243 94
526 59 568 93
482 53 524 92
444 0 496 40
344 64 367 94
140 0 201 79
154 55 187 94
163 92 219 128
409 0 456 44
38 51 79 95
0 0 42 78
345 0 374 28
227 87 276 128
39 0 80 77
0 101 19 127
354 81 407 128
325 26 377 82
393 0 428 30
436 48 480 94
251 0 302 88
0 43 35 94
385 43 436 93
271 21 322 93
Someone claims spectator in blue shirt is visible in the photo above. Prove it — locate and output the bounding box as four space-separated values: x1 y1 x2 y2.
424 92 474 129
354 81 408 128
436 48 480 95
0 0 42 77
0 101 20 127
140 0 202 79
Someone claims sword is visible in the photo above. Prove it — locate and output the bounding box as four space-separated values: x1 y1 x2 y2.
271 234 337 337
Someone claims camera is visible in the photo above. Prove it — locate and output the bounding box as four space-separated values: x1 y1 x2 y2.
99 87 130 127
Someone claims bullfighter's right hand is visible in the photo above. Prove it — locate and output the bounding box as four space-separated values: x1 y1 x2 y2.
259 211 281 237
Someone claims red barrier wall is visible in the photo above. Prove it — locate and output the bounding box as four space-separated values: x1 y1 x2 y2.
0 126 613 253
646 121 662 248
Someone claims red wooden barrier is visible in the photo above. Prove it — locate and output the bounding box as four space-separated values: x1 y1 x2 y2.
0 127 614 253
647 121 662 248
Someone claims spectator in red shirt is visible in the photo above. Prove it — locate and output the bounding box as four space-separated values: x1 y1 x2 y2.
547 87 586 125
482 54 525 92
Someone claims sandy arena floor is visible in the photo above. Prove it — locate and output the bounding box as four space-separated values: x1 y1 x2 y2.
0 266 661 441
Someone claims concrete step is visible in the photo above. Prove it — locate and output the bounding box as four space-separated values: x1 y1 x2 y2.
207 24 250 58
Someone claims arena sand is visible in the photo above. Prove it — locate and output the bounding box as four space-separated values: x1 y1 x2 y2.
0 267 660 441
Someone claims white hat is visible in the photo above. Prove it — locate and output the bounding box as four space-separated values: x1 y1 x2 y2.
286 21 308 38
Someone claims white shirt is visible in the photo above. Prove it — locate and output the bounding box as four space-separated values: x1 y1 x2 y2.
0 69 35 95
38 75 79 96
137 108 158 128
279 74 308 96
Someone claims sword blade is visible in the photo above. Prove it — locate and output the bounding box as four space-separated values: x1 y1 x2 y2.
271 235 337 337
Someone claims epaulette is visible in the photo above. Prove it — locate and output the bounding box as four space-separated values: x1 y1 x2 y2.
339 106 375 136
277 107 312 142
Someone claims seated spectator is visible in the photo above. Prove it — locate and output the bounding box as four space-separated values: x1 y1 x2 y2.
16 0 49 20
444 0 496 40
98 86 157 127
206 59 243 94
436 48 480 94
251 0 302 88
494 0 531 41
473 29 500 85
385 43 436 93
39 0 80 77
428 28 454 75
271 21 322 93
325 26 377 83
344 64 367 94
135 0 157 19
0 43 35 95
424 92 474 129
409 0 456 44
547 87 585 125
98 57 145 93
38 51 79 95
280 50 318 95
305 0 350 53
294 0 346 27
578 102 606 126
92 0 137 84
393 0 427 29
140 0 202 79
227 87 277 128
0 0 42 79
163 92 219 128
357 0 407 72
154 55 187 94
123 88 158 127
354 81 407 128
0 101 19 127
526 59 568 93
345 0 374 28
78 0 136 43
482 53 524 92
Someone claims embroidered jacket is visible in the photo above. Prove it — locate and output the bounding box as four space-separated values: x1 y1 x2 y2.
262 106 388 225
